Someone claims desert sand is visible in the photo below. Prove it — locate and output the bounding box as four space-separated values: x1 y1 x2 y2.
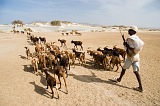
0 31 160 106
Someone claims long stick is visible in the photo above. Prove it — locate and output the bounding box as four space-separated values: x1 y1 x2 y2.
119 27 125 42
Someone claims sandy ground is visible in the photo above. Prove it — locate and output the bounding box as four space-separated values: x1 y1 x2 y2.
0 31 160 106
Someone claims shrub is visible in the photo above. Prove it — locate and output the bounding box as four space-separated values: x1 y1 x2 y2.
11 20 24 27
50 20 61 26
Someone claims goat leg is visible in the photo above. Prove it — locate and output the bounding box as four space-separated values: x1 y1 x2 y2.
58 76 61 89
55 85 59 99
64 68 68 78
115 65 119 72
63 75 68 94
76 45 78 50
50 86 54 99
81 46 83 50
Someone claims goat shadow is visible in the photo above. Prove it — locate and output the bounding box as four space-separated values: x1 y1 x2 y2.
39 73 47 86
29 81 51 98
22 64 33 74
69 71 132 90
19 55 27 60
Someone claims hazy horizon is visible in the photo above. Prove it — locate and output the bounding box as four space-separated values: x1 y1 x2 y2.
0 0 160 28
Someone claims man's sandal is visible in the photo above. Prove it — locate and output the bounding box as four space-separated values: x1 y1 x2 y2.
133 87 143 92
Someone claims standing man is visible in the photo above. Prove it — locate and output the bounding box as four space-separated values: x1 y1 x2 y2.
115 25 144 92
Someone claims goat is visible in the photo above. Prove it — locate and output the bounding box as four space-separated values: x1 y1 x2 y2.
71 40 83 50
43 68 59 99
27 32 31 35
92 52 111 70
24 47 31 59
66 33 69 35
67 51 76 67
58 39 67 47
75 31 82 36
21 31 24 34
110 56 122 71
97 47 119 57
72 49 85 66
31 57 38 74
56 53 70 77
30 36 39 44
39 37 46 44
35 43 42 53
70 32 73 35
86 48 111 70
13 30 19 34
53 65 68 94
45 53 58 70
60 50 75 67
37 53 47 70
113 45 126 62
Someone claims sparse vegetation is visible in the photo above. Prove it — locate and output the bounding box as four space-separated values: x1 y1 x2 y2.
11 20 24 27
50 20 61 26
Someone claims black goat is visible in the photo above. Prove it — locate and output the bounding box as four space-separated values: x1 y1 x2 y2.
53 65 68 94
30 36 39 44
43 68 59 99
39 37 46 44
113 45 126 62
71 40 83 50
97 47 119 57
56 54 70 77
72 49 85 66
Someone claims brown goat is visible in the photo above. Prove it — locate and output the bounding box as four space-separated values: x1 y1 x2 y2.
31 57 38 74
113 45 126 62
61 50 76 67
75 31 82 36
43 68 59 99
58 39 67 47
110 56 122 71
37 53 47 70
53 65 68 94
24 47 31 59
72 49 85 66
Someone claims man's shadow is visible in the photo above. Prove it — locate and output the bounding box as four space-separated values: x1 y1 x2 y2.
69 71 132 90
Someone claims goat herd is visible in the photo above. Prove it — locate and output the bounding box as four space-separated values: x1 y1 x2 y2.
24 33 126 99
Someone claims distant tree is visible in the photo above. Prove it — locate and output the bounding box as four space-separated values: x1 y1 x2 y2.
50 20 61 26
11 20 24 27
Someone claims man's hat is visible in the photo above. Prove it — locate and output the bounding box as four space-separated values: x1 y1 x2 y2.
130 25 138 32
